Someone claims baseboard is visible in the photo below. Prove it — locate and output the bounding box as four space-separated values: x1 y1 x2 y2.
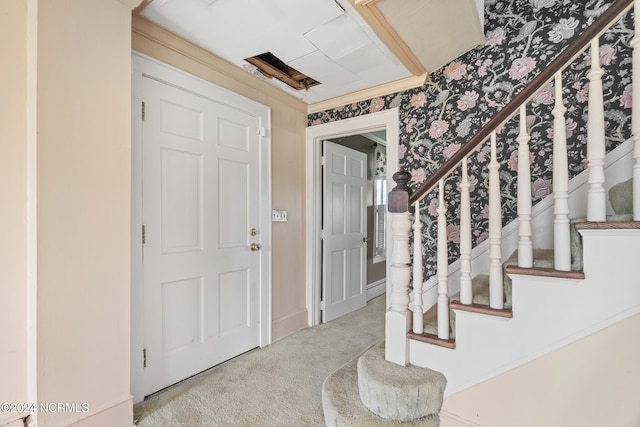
439 409 482 427
367 279 386 301
272 309 308 341
1 413 28 427
47 394 134 427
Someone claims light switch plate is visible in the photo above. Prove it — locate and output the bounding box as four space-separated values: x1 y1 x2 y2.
272 210 288 222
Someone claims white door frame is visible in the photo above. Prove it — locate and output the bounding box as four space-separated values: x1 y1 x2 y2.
305 108 399 326
131 52 272 403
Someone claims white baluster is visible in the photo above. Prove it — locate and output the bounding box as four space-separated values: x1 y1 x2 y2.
552 72 571 271
516 104 533 268
587 38 607 221
385 209 412 365
488 132 504 309
389 212 412 313
412 203 424 334
436 180 450 339
632 0 640 221
459 158 473 304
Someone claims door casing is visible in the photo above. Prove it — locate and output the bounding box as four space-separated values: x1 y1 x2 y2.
305 108 399 326
131 52 272 403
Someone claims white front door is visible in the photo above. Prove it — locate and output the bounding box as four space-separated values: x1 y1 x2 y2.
322 141 367 322
141 75 263 396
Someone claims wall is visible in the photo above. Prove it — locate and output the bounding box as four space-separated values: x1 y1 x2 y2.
0 1 30 425
131 16 309 340
308 0 632 283
441 312 640 427
36 0 136 425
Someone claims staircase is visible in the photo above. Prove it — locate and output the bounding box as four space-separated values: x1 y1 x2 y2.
322 0 640 425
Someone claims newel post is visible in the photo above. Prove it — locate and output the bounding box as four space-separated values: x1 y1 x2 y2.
385 168 412 366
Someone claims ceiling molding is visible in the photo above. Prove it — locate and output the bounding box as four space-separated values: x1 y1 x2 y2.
307 73 427 114
347 0 426 76
133 0 152 15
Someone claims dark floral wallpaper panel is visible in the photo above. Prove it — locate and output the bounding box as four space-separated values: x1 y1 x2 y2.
308 0 634 283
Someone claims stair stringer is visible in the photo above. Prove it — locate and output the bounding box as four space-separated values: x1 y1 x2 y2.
409 228 640 397
413 137 635 312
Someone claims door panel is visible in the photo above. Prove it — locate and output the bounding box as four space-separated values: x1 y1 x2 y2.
322 141 367 322
142 76 261 396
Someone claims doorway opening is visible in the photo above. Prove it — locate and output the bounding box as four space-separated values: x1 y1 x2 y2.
305 108 399 326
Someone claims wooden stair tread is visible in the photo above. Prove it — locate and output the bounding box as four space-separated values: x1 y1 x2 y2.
407 331 456 349
574 221 640 230
505 265 585 279
450 300 513 318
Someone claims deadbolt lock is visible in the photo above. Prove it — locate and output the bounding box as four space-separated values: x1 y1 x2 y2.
250 228 258 236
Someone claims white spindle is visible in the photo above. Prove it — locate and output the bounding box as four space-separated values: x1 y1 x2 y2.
632 0 640 221
586 38 607 221
412 203 424 334
459 158 473 304
552 72 572 270
516 104 533 268
389 212 412 313
488 132 504 309
436 180 450 339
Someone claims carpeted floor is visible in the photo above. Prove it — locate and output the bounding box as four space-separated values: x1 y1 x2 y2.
134 295 386 426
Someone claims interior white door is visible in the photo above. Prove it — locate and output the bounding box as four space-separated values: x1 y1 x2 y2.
142 76 261 396
322 141 367 322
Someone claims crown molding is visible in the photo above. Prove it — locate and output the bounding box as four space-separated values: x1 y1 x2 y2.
307 73 427 114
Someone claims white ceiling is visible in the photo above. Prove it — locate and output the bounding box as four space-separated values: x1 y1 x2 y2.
139 0 485 104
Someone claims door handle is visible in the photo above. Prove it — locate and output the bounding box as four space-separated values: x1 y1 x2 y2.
362 237 368 243
250 243 262 251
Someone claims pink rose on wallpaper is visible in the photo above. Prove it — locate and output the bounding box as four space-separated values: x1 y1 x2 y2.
428 198 442 217
429 120 449 138
566 117 577 138
411 167 426 184
477 59 493 77
620 85 632 108
444 61 467 81
509 57 536 80
457 90 479 111
508 152 519 172
599 44 617 66
481 203 490 219
369 97 384 113
443 143 461 160
531 178 552 199
476 145 491 163
485 27 506 46
475 230 489 245
398 144 407 156
576 85 589 103
410 92 427 108
533 82 555 105
447 224 460 244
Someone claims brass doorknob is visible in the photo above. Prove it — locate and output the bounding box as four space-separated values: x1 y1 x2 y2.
250 243 262 251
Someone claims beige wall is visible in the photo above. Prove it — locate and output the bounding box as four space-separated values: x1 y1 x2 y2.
441 312 640 427
132 16 309 340
0 1 30 425
36 0 135 425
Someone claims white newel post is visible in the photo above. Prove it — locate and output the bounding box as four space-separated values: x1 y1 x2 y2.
385 169 412 366
516 104 533 268
412 203 424 334
552 72 572 270
631 0 640 221
459 157 473 304
436 179 450 339
488 132 504 309
586 38 607 221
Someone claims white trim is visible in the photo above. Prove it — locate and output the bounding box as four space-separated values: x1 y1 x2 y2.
367 279 386 301
130 52 272 403
305 109 399 325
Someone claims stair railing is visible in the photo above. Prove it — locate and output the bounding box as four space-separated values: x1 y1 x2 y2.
386 0 639 366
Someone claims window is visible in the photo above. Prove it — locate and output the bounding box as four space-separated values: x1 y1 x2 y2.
373 177 387 262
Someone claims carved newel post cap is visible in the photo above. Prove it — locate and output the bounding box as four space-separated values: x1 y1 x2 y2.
389 168 412 213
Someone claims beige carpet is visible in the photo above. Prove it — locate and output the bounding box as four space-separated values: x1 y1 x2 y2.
134 295 386 426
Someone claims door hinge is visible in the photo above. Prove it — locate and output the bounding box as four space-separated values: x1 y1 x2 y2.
321 155 326 166
143 348 147 368
320 300 325 310
142 225 146 244
257 127 266 137
141 101 145 121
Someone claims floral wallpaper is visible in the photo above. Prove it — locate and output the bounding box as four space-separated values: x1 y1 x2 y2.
308 0 634 283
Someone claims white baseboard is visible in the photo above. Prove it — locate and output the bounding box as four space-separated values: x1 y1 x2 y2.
439 410 483 427
367 279 386 301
